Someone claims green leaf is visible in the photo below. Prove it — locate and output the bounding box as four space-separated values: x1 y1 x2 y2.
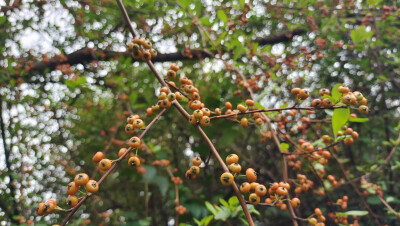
331 83 343 102
351 25 373 44
178 0 190 8
280 143 289 151
214 207 230 220
254 102 266 110
233 43 244 60
217 10 228 25
367 0 383 7
228 196 239 207
348 117 369 123
205 201 217 215
332 107 350 138
336 210 369 217
219 198 229 208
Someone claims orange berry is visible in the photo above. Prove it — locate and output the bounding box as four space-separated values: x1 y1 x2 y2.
66 181 79 195
192 156 202 166
338 86 350 93
291 197 301 208
319 88 330 96
128 136 141 148
240 117 248 127
255 185 267 196
276 187 288 196
98 159 112 171
118 148 129 159
92 152 104 163
128 156 140 168
37 202 46 216
225 101 232 109
85 180 99 193
66 195 79 207
220 172 234 186
74 173 89 186
245 99 254 106
226 154 239 165
170 64 180 72
314 208 322 216
291 88 301 95
240 182 251 193
246 168 257 182
229 162 242 173
297 89 310 100
237 104 247 113
248 193 260 205
200 116 210 126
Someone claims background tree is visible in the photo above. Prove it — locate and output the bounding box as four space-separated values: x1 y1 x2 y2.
0 0 399 225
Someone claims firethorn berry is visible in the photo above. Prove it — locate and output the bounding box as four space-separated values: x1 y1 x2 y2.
146 108 153 117
337 131 344 136
353 91 363 100
170 64 180 72
250 182 260 190
193 109 203 119
280 203 287 211
322 98 334 107
352 131 359 139
344 137 354 145
128 156 140 168
191 92 200 100
255 185 267 196
150 48 157 58
322 135 331 143
127 115 140 124
184 85 195 93
158 92 167 100
214 108 222 115
240 182 251 193
245 99 254 106
276 187 288 196
358 105 369 114
66 195 79 207
192 156 202 166
166 69 176 79
338 86 350 93
345 127 353 135
270 182 279 190
255 118 263 125
45 200 56 214
237 104 247 113
189 166 200 175
152 104 160 111
125 124 135 134
311 99 322 108
291 197 301 208
200 116 210 126
225 101 232 109
297 89 310 100
322 151 331 159
92 152 104 163
229 162 242 173
201 108 211 116
319 88 330 96
98 158 112 171
220 172 234 185
85 180 99 193
133 119 144 129
308 218 318 225
118 148 129 159
37 202 46 216
160 86 169 93
175 92 183 101
241 117 248 128
142 39 152 49
74 173 89 186
360 97 367 105
189 100 202 109
265 198 273 204
291 88 301 95
226 154 239 165
279 182 290 190
66 181 79 195
249 193 260 205
318 215 326 222
185 170 196 180
161 99 172 108
246 168 257 182
189 115 197 125
166 93 175 102
314 208 322 216
142 51 151 61
128 136 141 148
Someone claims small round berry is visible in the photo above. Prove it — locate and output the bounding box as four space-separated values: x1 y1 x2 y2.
160 86 169 93
189 114 197 125
359 97 368 105
311 99 322 108
226 154 239 165
128 136 141 148
125 124 135 134
193 109 204 119
167 93 176 101
98 159 112 171
133 119 144 129
322 98 334 107
250 182 260 190
240 182 251 193
314 208 322 216
127 115 140 124
201 108 211 116
184 85 195 93
353 91 363 100
74 173 89 186
66 195 79 207
200 116 210 126
229 163 241 173
175 92 183 101
225 101 233 109
318 215 326 222
358 105 369 114
291 88 301 95
192 156 202 166
297 89 310 100
248 193 260 205
170 64 180 72
166 69 176 79
45 200 56 214
319 88 330 96
220 172 234 186
141 50 151 61
352 131 359 139
246 168 257 182
37 202 46 216
322 135 331 143
189 100 202 110
338 86 350 93
291 197 301 208
150 48 157 58
308 218 318 225
118 148 129 159
255 118 263 125
66 181 79 195
280 203 287 211
142 39 152 49
185 170 196 180
255 185 267 196
128 156 140 168
85 180 99 193
191 92 200 101
276 187 288 196
189 166 200 175
237 104 247 113
214 108 222 115
265 198 273 204
279 182 290 190
158 92 167 100
146 108 153 117
92 152 104 163
344 137 354 145
245 99 255 106
240 117 248 128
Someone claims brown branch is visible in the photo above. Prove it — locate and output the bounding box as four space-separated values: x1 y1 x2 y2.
60 108 167 226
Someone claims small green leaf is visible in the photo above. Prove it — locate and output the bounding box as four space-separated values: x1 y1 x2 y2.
280 143 289 151
331 83 343 102
351 25 373 44
219 198 229 208
332 107 350 138
205 202 217 215
336 210 369 217
348 117 369 123
228 196 239 207
217 10 228 25
254 102 266 110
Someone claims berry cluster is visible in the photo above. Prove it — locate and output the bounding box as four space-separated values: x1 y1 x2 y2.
336 195 349 210
185 156 202 180
127 37 156 61
125 114 144 134
308 208 326 225
293 174 314 194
